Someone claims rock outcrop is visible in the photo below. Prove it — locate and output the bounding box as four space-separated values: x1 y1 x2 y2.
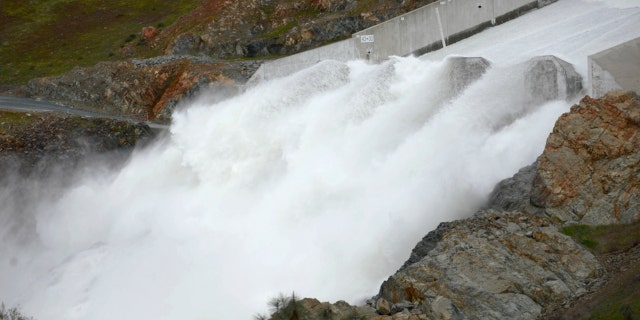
485 161 539 213
0 111 154 176
266 298 378 320
378 212 603 320
531 91 640 225
23 57 259 123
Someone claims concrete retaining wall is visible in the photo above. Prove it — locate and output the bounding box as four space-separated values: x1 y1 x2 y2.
353 0 543 62
589 37 640 98
250 0 558 82
249 39 357 83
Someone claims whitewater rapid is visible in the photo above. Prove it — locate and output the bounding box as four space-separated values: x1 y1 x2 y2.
1 0 639 319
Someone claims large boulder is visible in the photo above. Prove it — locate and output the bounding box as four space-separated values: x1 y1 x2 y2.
484 161 539 213
531 91 640 224
378 212 603 320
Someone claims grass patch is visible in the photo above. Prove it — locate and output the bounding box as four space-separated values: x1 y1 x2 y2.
561 225 600 249
0 111 38 128
562 265 640 320
589 297 640 320
555 222 640 319
261 21 297 39
124 34 137 43
0 0 201 85
560 222 640 255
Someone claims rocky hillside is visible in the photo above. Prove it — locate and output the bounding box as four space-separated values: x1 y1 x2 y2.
2 0 438 122
0 110 154 177
0 0 201 85
260 92 640 320
23 57 257 123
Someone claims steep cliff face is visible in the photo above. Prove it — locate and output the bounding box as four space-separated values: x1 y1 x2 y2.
531 91 640 225
378 212 603 320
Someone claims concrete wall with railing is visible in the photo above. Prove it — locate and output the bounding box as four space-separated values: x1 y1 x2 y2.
249 0 557 83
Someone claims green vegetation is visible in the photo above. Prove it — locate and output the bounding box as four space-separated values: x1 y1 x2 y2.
559 222 640 319
0 111 39 128
567 264 640 320
560 225 600 249
0 0 200 85
560 223 640 255
588 293 640 320
350 0 376 14
261 21 297 39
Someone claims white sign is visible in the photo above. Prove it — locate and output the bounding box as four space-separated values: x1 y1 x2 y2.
360 35 375 43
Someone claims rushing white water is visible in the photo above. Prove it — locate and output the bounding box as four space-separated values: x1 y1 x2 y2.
1 1 639 319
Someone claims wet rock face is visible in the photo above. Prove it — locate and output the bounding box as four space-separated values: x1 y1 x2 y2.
378 212 604 320
531 91 640 224
485 161 538 213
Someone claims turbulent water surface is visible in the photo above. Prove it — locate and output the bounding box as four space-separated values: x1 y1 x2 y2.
1 0 640 319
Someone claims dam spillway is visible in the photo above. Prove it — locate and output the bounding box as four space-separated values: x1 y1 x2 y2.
1 1 640 319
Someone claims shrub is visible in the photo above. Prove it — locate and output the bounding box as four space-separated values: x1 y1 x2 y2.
0 304 34 320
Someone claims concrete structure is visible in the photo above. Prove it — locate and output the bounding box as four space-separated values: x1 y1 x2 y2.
589 37 640 98
250 0 558 82
446 57 491 96
353 0 544 62
249 39 357 83
524 55 583 105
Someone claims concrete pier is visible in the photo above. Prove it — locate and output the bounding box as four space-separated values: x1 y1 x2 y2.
525 56 583 105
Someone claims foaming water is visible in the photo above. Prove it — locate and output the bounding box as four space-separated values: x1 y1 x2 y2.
0 56 569 319
4 1 640 317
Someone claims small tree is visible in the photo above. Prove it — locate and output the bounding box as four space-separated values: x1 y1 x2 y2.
268 292 308 320
253 313 269 320
268 293 292 314
0 303 34 320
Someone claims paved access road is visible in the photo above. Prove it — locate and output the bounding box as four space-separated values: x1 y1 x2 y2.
0 95 168 129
